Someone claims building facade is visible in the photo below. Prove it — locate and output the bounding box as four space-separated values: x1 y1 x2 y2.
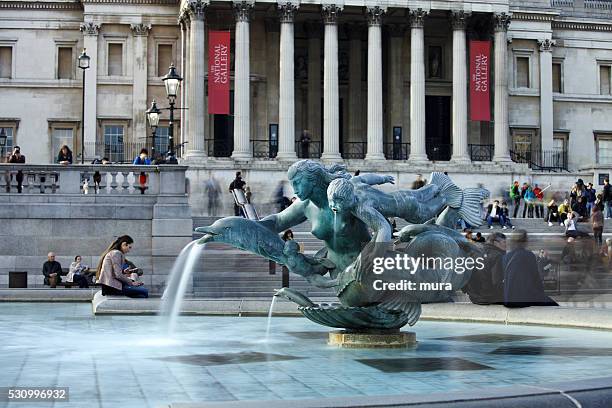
1 0 612 214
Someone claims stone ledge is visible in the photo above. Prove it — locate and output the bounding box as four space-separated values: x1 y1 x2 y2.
0 288 97 302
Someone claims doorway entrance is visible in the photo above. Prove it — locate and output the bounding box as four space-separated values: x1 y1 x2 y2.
425 95 451 161
212 91 234 157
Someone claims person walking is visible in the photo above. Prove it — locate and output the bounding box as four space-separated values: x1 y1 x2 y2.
603 178 612 219
533 184 544 218
592 205 604 247
205 176 221 216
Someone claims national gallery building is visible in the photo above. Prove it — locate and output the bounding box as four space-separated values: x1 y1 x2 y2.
1 0 612 211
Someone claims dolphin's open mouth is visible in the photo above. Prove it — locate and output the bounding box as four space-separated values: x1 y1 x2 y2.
195 227 219 244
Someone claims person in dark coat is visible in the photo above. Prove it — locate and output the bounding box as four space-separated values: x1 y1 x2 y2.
463 232 506 305
42 252 63 287
501 230 558 307
7 146 25 193
229 171 246 216
57 145 73 164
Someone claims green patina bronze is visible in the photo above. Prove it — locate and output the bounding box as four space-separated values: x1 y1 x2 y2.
196 160 489 331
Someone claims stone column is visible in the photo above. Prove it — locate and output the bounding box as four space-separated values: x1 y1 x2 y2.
321 4 342 161
539 39 555 153
450 11 470 163
179 12 189 151
365 7 385 161
79 22 100 160
493 13 511 162
347 24 363 144
277 3 298 161
408 9 428 162
130 24 151 146
185 0 207 159
232 1 253 160
306 23 322 146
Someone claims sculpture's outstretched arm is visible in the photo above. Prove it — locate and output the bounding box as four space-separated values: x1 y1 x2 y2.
354 205 392 243
258 199 308 233
354 174 395 186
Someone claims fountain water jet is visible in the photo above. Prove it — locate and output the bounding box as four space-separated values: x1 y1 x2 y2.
265 296 277 340
159 240 205 334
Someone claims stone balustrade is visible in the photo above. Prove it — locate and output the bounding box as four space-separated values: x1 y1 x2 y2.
0 164 187 196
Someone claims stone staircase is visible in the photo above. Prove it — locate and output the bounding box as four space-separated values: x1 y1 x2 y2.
191 216 612 298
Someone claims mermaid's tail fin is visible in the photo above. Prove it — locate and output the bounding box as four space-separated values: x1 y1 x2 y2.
429 172 490 227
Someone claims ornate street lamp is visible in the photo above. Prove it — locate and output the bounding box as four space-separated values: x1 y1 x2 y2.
162 63 182 164
78 49 90 164
146 99 161 158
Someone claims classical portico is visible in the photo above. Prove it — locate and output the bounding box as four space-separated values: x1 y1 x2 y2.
177 0 513 165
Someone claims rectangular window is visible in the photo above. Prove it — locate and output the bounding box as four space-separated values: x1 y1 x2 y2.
157 44 173 77
57 47 73 79
104 125 124 162
154 126 169 156
597 137 612 165
516 57 530 88
600 65 611 95
0 126 14 155
553 134 567 151
108 43 123 76
52 128 74 161
552 63 562 93
0 46 12 78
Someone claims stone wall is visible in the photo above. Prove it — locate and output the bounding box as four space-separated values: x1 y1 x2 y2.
0 165 193 294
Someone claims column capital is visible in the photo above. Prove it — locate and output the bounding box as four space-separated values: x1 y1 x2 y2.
366 6 386 26
80 21 100 36
278 2 298 23
450 10 470 30
130 23 151 36
233 1 253 22
493 12 511 32
538 38 555 52
408 8 428 28
178 8 190 28
322 4 342 25
188 0 207 20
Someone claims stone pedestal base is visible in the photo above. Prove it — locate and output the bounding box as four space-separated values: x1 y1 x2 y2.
328 330 416 348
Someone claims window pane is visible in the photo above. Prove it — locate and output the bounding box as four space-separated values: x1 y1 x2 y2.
104 125 124 162
108 43 123 76
154 126 169 156
516 57 530 88
600 66 611 95
553 136 566 151
157 45 173 77
52 128 74 160
58 47 73 79
598 139 612 165
552 63 562 93
0 47 12 78
0 127 14 154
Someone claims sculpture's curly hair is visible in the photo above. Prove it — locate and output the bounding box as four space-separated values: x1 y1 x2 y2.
327 178 356 207
287 160 350 191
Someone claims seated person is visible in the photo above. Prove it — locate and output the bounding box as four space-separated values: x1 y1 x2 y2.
42 252 63 287
123 259 143 282
97 236 148 298
486 200 504 229
572 196 587 221
500 202 515 229
564 212 589 238
462 232 505 305
67 255 90 288
546 199 559 226
558 199 570 226
473 232 486 243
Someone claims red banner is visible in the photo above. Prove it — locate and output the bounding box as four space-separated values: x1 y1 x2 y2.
469 40 491 122
208 31 230 114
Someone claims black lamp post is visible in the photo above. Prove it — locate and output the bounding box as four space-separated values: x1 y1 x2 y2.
162 63 182 164
0 129 6 163
146 100 161 159
78 49 91 164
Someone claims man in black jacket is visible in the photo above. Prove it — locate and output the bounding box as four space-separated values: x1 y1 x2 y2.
603 178 612 219
229 171 246 216
42 252 63 287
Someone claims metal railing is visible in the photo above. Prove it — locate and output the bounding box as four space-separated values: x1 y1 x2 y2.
252 139 277 159
469 144 494 161
383 142 410 160
510 149 569 172
427 144 452 161
205 138 232 158
295 141 322 159
0 164 188 195
342 142 367 159
585 0 612 9
551 0 574 6
83 142 150 164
